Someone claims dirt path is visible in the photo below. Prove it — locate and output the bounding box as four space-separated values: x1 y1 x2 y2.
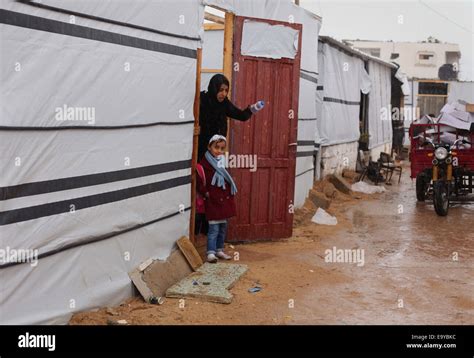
70 168 474 325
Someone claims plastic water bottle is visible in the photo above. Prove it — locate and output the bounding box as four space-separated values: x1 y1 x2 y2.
250 100 265 113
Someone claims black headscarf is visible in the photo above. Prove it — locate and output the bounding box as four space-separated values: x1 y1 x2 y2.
198 74 252 160
206 74 229 107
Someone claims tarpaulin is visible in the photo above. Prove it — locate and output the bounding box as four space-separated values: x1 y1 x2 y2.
241 20 299 59
316 42 371 146
0 0 202 324
367 60 392 149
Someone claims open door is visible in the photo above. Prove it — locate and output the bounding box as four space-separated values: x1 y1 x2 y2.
228 16 302 242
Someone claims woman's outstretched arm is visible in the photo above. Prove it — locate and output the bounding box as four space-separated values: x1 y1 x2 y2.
224 99 253 121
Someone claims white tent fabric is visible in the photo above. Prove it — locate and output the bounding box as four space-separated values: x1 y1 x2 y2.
395 67 410 96
0 0 201 324
316 42 371 146
203 0 321 208
367 61 392 149
29 0 205 40
241 20 299 59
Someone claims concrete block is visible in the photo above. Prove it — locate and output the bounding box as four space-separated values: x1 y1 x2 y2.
308 189 330 209
132 250 193 300
328 174 352 194
166 263 248 304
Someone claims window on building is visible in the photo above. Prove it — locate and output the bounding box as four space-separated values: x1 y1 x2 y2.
416 51 436 65
445 51 460 65
419 54 433 60
390 53 399 59
418 82 448 95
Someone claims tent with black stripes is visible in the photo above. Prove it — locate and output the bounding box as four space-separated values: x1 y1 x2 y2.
315 36 398 177
0 0 203 324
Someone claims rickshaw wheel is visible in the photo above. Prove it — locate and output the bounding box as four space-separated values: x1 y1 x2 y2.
416 172 428 202
433 180 449 216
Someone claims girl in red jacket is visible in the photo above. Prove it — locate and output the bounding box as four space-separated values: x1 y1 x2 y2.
197 134 237 263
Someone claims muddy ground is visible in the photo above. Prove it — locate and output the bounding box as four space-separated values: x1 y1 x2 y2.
70 167 474 325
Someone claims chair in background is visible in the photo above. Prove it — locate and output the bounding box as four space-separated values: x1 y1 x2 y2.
378 152 402 184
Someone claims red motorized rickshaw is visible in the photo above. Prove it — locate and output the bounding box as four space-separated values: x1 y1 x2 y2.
409 123 474 216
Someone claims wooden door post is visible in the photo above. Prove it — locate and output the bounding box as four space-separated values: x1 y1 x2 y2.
190 47 202 244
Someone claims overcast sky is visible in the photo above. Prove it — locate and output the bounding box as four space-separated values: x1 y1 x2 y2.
300 0 473 81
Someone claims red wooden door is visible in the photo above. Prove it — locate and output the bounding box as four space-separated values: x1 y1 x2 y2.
228 16 302 242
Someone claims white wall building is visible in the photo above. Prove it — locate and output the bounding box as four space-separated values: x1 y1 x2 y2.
344 38 461 80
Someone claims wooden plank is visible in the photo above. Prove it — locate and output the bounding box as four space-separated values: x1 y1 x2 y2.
176 236 203 271
205 12 225 24
190 48 202 244
223 12 234 143
204 23 225 31
201 68 224 73
141 250 193 298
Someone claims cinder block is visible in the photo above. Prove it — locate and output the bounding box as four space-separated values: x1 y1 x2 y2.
308 189 330 209
327 174 352 194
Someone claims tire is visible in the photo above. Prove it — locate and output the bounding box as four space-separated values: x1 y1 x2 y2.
416 173 428 202
433 180 449 216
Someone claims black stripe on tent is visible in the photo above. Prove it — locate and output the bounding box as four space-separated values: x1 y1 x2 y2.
300 71 318 84
0 175 190 225
300 69 319 76
296 141 320 150
297 140 315 146
317 85 324 91
0 9 197 59
1 159 191 201
298 117 317 121
0 120 194 131
296 150 317 158
0 206 191 269
20 0 201 41
323 97 360 106
296 167 314 178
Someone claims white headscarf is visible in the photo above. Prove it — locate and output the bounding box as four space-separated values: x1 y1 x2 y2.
208 134 227 145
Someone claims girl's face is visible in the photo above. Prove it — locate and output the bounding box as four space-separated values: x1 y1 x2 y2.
208 140 226 157
216 84 229 102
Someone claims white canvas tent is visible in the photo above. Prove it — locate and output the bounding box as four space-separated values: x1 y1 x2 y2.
316 39 371 147
367 60 393 151
0 0 203 324
315 36 396 175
